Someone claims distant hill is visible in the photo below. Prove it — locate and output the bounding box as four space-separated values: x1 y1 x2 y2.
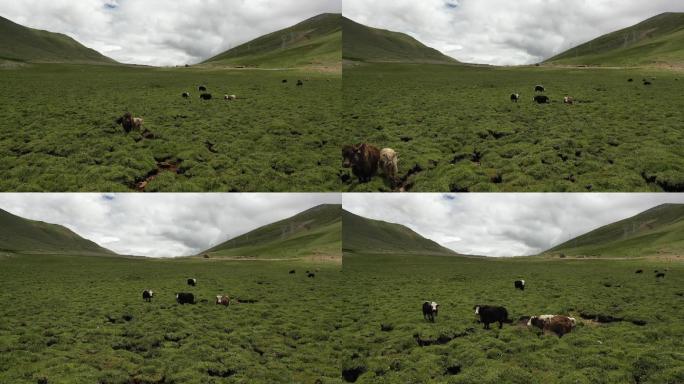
546 12 684 67
545 203 684 258
342 210 457 256
202 13 341 69
200 204 341 260
0 208 116 256
342 16 458 64
0 15 116 64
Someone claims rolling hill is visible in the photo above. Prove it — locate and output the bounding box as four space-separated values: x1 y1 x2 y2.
546 12 684 67
342 16 458 64
200 204 341 259
0 208 116 256
342 210 457 256
0 15 116 64
545 203 684 258
202 13 341 69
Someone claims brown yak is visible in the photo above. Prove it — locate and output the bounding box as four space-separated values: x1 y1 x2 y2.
342 143 381 183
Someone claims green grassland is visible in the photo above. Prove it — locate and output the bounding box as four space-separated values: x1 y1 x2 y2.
204 204 342 259
342 63 684 192
203 13 341 70
0 63 341 191
341 253 684 383
0 253 344 383
546 13 684 68
547 204 684 258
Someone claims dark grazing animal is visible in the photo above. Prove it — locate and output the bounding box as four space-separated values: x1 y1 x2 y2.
635 269 643 274
643 80 652 85
528 315 576 337
474 305 509 329
182 92 190 98
422 301 439 322
199 93 212 100
628 78 633 82
187 278 197 286
116 112 143 133
510 93 520 102
307 272 315 278
514 279 525 291
563 96 574 104
282 79 288 83
216 295 230 306
535 85 545 92
142 289 154 302
656 272 665 278
342 143 381 183
296 80 304 86
533 95 550 104
176 292 195 305
198 85 207 91
289 269 296 274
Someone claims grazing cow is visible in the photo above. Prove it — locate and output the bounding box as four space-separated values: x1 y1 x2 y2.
142 289 154 302
199 85 207 92
216 295 230 306
422 301 439 322
282 79 288 83
176 292 195 305
474 305 509 329
199 93 212 100
297 80 304 87
307 272 315 278
187 278 197 286
224 94 237 101
379 148 399 183
563 96 574 105
533 95 550 104
628 78 634 82
656 272 665 278
342 143 381 183
116 112 143 133
635 269 643 274
289 269 296 274
514 279 525 291
510 93 520 102
643 81 652 86
528 315 576 337
182 92 190 98
535 85 545 92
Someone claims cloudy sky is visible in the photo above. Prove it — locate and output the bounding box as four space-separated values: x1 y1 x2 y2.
0 193 340 257
344 0 684 65
343 193 684 257
0 0 340 66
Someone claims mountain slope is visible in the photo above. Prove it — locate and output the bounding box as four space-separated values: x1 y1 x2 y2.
0 15 116 64
202 13 341 69
0 208 116 256
342 16 458 64
545 204 684 257
342 210 457 256
546 13 684 67
201 204 341 259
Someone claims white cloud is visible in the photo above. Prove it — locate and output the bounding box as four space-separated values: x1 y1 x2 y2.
0 0 341 66
342 193 684 257
0 193 340 257
343 0 684 65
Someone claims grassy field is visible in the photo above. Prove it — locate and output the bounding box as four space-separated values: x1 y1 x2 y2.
341 253 684 383
342 63 684 192
0 63 341 192
0 253 344 383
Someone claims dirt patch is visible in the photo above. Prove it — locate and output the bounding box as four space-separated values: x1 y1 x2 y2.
205 140 218 153
342 365 366 383
414 328 475 347
395 164 424 192
133 159 183 191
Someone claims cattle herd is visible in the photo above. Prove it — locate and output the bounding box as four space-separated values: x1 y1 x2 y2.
422 279 574 338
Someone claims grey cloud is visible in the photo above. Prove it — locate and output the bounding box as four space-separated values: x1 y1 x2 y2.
342 193 684 257
0 193 340 257
344 0 684 65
